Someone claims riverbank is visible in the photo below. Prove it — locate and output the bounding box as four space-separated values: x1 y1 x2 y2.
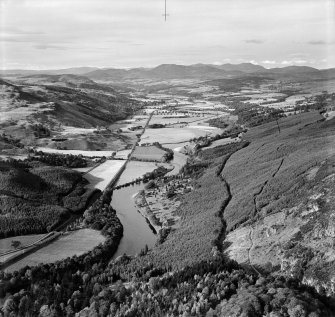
133 176 193 235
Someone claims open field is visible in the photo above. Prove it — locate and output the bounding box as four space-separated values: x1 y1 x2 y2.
139 127 209 145
116 161 158 185
114 149 132 159
162 142 191 151
0 234 46 254
132 145 166 161
34 130 135 152
4 229 105 272
187 124 222 134
83 160 126 190
122 114 150 130
59 126 96 135
148 113 208 126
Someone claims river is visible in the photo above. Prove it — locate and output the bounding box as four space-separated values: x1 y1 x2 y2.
111 151 187 257
111 183 157 258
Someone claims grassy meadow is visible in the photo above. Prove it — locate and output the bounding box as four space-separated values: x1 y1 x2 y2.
116 161 157 185
5 229 105 272
0 234 46 254
83 160 126 191
132 145 166 161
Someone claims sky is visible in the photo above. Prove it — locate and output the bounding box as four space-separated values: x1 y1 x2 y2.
0 0 334 70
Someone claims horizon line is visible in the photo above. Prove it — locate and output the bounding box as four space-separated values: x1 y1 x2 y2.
0 62 333 72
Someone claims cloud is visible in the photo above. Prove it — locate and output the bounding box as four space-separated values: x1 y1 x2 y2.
262 60 276 64
1 26 44 35
295 59 308 64
0 36 29 43
289 53 309 58
0 26 45 43
1 0 333 69
33 44 67 50
308 40 327 45
244 39 264 44
281 59 307 65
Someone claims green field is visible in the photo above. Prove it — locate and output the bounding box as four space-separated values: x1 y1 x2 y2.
0 233 46 254
116 161 158 185
5 229 105 272
132 145 166 161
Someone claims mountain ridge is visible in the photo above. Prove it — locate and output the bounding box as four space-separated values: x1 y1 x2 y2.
2 63 335 82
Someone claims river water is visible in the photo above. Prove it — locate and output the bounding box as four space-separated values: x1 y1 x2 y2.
111 183 157 258
111 151 187 257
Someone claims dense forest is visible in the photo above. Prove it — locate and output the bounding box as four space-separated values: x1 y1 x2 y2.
0 160 91 238
29 152 88 168
233 103 285 127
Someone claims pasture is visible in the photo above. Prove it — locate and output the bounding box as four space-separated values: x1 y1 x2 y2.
0 234 46 254
116 161 157 185
114 149 132 160
59 126 96 135
83 160 126 190
148 114 205 126
139 127 208 145
4 229 105 272
132 146 166 161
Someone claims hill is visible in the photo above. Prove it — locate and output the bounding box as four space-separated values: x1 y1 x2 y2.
128 111 335 297
84 63 334 83
0 160 93 238
215 62 266 73
0 67 99 76
220 112 335 294
268 65 319 74
0 76 139 149
2 64 335 83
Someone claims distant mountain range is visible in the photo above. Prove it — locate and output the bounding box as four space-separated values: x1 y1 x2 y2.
1 63 335 81
0 67 99 76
